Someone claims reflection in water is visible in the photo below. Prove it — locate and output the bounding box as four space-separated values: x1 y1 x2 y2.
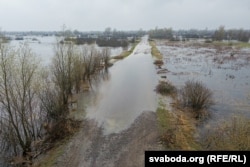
81 36 158 134
9 36 125 66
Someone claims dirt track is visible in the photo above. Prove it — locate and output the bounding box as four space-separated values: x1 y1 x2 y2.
53 111 163 167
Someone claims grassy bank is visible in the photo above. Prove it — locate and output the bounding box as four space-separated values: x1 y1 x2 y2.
112 39 140 60
156 102 200 150
149 40 163 59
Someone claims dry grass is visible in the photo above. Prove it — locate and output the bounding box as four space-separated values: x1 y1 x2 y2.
211 41 250 49
149 40 163 59
155 81 176 96
201 115 250 150
156 104 200 150
112 40 140 60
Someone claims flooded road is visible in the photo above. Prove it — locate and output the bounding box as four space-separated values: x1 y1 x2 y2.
82 36 158 134
52 36 162 167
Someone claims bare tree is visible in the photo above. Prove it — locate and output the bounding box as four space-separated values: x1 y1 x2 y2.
82 46 99 81
72 51 84 93
101 47 111 69
213 26 225 41
39 69 63 122
0 43 44 164
51 41 75 112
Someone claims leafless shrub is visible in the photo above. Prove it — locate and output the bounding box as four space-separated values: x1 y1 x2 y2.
179 80 213 119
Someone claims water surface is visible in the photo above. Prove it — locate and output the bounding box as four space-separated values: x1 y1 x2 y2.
82 36 158 134
157 42 250 123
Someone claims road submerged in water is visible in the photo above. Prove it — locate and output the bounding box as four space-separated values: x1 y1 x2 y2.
52 36 164 167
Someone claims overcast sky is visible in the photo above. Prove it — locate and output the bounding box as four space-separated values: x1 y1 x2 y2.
0 0 249 31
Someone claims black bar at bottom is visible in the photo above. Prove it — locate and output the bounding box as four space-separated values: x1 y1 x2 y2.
145 151 250 167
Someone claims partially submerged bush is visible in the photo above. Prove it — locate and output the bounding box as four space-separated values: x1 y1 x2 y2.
201 116 250 150
179 80 213 118
156 81 176 96
153 60 164 66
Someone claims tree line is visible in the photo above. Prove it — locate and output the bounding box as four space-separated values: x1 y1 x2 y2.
148 26 250 42
213 26 250 42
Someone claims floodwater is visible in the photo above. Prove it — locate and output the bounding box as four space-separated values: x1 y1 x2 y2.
9 36 124 65
157 41 250 124
9 36 55 65
78 36 158 135
8 35 157 135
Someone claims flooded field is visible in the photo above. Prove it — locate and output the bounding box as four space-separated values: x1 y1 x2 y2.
9 36 124 65
156 40 250 124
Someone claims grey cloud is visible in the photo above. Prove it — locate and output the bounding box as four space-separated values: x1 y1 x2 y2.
0 0 249 31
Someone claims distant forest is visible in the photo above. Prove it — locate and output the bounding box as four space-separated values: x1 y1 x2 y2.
2 26 250 45
149 26 250 42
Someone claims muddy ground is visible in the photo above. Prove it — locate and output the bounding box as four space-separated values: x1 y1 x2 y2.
51 111 163 167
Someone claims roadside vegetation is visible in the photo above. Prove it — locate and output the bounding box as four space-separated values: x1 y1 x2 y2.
155 80 212 150
155 81 176 96
149 39 163 60
112 39 140 60
156 102 200 150
149 39 164 68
